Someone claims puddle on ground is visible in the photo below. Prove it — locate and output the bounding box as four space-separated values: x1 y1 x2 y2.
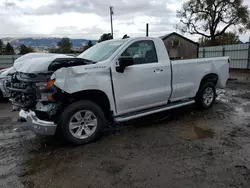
181 125 214 141
234 106 250 118
235 107 244 114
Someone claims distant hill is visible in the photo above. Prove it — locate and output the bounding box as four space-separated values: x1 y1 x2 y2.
1 37 97 49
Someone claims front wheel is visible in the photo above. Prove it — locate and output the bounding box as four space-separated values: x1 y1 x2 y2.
59 100 106 145
0 91 3 102
195 82 216 109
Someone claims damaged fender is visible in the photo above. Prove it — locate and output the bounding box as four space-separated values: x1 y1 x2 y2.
51 65 116 112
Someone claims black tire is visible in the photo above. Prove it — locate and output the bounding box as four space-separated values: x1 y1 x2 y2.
59 100 106 145
195 82 216 109
0 91 3 103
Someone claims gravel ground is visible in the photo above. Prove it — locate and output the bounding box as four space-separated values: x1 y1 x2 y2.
0 80 250 188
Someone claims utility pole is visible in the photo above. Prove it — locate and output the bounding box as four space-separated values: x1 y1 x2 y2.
110 6 114 39
247 37 250 69
146 23 149 37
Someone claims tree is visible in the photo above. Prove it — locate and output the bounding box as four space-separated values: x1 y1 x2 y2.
87 40 93 47
0 40 3 55
82 45 89 52
49 48 60 53
98 33 113 42
81 41 94 52
122 34 130 39
199 31 242 46
4 42 15 55
19 44 34 55
57 37 72 53
177 0 250 45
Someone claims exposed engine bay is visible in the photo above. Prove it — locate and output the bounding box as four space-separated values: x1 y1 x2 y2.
7 72 52 109
6 71 59 121
7 56 94 121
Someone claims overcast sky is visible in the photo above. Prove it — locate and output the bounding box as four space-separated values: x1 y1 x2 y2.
0 0 249 42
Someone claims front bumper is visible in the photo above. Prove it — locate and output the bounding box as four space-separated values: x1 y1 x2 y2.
19 110 57 136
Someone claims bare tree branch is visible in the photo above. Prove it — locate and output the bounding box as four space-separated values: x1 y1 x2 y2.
177 0 250 45
190 23 210 37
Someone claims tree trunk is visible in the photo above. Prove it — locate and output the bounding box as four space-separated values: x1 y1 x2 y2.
210 36 217 46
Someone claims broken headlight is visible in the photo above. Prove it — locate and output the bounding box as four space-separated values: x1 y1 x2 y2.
36 80 56 101
35 82 47 91
35 79 55 91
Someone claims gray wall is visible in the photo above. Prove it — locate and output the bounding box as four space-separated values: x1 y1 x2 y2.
0 55 22 69
199 43 250 69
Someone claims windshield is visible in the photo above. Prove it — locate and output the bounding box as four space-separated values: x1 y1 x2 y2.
78 40 125 62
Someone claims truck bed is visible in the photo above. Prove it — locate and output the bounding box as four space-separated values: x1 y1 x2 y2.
170 57 229 102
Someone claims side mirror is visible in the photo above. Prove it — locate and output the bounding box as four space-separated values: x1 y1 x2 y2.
116 57 134 73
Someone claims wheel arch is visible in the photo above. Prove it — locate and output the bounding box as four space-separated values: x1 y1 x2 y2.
199 73 218 88
67 89 112 122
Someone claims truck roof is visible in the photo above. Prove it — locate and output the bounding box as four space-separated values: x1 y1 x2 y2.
102 37 159 43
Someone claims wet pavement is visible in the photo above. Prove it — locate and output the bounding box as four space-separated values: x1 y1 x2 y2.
0 80 250 188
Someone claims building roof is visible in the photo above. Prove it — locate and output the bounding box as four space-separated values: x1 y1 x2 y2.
160 32 199 46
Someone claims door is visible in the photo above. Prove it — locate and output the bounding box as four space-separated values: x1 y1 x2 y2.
111 40 172 115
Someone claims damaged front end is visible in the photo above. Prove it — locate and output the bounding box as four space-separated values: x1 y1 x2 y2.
7 55 95 135
7 56 93 122
7 72 61 122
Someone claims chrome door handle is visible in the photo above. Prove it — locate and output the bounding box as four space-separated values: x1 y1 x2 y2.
154 69 163 73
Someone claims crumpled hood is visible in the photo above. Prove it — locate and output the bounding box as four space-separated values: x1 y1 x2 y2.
0 67 15 77
13 53 75 73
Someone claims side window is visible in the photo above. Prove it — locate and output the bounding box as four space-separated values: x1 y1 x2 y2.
121 40 158 64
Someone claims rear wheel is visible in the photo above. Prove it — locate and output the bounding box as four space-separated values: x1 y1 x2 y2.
59 100 106 145
195 82 216 109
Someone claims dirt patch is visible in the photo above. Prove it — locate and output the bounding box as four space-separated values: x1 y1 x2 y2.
181 124 214 141
233 92 250 100
1 80 250 188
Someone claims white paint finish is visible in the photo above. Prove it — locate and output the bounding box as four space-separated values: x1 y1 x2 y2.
13 37 229 118
0 67 15 76
52 65 116 113
13 53 74 73
111 37 172 115
170 57 229 101
0 67 15 98
111 63 171 115
51 37 229 115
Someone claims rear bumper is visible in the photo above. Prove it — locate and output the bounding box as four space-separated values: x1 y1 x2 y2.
19 110 57 136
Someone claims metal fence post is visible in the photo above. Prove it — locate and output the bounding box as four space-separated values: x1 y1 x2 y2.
222 46 225 56
247 37 250 69
203 48 205 58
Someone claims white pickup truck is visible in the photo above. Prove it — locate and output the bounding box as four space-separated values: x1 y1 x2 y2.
7 37 229 145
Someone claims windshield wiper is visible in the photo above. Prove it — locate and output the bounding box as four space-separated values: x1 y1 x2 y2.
79 58 96 64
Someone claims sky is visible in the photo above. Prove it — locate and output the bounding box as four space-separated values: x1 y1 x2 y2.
0 0 249 42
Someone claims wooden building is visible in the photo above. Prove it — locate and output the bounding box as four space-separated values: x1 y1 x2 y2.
160 32 199 60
